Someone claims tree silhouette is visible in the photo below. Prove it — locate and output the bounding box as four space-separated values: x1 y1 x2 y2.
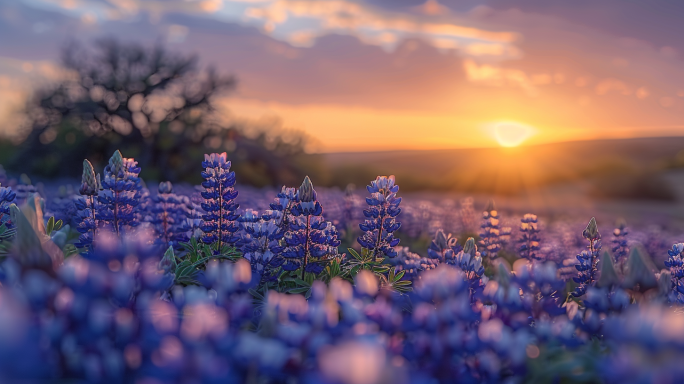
9 39 310 186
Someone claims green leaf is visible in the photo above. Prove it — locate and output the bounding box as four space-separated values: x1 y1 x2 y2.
46 216 55 236
159 246 177 273
0 223 17 256
394 269 405 281
62 244 78 259
290 278 311 287
347 248 361 260
54 219 63 231
381 266 413 294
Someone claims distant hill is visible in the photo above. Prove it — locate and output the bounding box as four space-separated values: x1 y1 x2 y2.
311 137 684 199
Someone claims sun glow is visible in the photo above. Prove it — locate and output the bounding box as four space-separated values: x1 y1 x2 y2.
493 122 535 147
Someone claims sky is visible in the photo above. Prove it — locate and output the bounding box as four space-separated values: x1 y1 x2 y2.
1 0 684 152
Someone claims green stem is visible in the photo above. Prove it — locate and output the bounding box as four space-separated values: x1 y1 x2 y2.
372 214 385 263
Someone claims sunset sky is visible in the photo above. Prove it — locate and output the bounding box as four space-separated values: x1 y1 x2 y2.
2 0 684 152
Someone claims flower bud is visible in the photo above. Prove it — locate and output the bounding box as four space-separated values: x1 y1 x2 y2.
79 159 99 196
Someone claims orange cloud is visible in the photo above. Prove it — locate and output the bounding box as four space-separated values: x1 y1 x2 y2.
242 0 520 56
595 78 631 96
462 59 538 96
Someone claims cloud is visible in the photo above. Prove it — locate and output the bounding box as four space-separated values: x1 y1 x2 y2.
0 56 76 136
462 58 537 96
19 0 522 58
240 0 520 56
595 78 631 96
4 0 684 149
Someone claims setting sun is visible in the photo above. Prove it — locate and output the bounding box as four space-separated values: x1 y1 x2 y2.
494 122 535 147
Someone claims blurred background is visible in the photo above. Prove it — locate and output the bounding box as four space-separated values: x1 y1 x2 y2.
1 0 684 221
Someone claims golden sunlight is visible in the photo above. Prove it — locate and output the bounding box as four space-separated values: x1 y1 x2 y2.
493 122 535 147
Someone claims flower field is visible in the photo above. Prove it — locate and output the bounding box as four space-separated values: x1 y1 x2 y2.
0 150 683 383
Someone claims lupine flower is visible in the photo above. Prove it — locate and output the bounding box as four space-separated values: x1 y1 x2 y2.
479 200 501 259
427 229 460 263
74 160 101 253
514 260 566 318
97 150 143 237
149 181 193 248
45 185 78 228
13 174 38 206
199 152 240 251
8 151 684 384
269 186 298 233
0 184 16 227
388 246 438 280
78 159 100 196
454 237 485 297
357 175 402 261
665 243 684 304
0 185 16 255
282 176 340 278
238 209 284 280
573 217 602 297
611 218 629 269
518 213 542 261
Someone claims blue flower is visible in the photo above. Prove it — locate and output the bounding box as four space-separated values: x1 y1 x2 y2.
74 196 97 252
518 213 541 261
388 246 438 281
0 184 16 227
74 160 102 253
514 260 566 318
13 174 38 206
97 150 143 236
665 243 684 304
79 159 101 196
281 176 339 277
149 181 193 249
572 217 602 297
269 186 298 233
611 219 629 269
453 237 485 297
427 229 461 263
199 152 240 250
479 200 501 258
357 175 402 261
238 208 285 280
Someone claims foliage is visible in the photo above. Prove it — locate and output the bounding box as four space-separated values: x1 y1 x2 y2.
5 40 311 188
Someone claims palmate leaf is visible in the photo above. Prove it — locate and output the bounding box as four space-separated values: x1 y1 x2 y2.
175 258 202 285
174 239 243 286
380 267 412 294
324 258 344 282
342 247 389 279
62 244 78 259
283 274 314 298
